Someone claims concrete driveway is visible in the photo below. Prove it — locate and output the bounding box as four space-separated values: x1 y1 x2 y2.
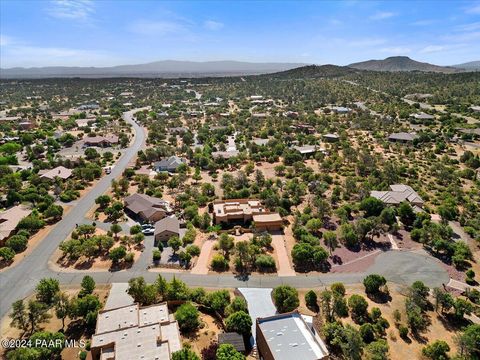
238 288 276 346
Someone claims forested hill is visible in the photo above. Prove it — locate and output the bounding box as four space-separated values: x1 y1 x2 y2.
264 65 360 79
348 56 457 73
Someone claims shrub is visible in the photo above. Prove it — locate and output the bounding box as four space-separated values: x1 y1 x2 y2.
124 252 134 263
153 248 162 261
0 246 15 262
255 254 276 271
272 285 299 313
305 290 318 310
5 234 28 253
211 254 229 271
399 325 408 338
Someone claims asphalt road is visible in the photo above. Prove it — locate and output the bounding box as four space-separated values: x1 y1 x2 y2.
0 108 148 318
0 107 451 320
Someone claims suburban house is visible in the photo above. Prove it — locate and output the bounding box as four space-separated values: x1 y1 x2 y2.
168 127 188 134
411 112 435 120
212 199 283 231
370 184 424 210
0 205 32 245
212 150 240 159
252 138 270 146
290 124 315 134
154 215 185 244
292 145 325 156
388 132 418 143
322 133 339 142
75 117 96 128
124 193 171 223
84 135 119 147
40 166 73 181
256 311 329 360
154 156 187 173
90 303 182 360
331 106 351 114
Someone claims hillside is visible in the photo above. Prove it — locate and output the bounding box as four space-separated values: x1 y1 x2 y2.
452 60 480 71
0 60 307 79
266 64 359 79
348 56 458 73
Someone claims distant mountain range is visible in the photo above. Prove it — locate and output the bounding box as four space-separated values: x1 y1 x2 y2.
348 56 459 73
1 57 478 79
0 60 307 79
452 61 480 70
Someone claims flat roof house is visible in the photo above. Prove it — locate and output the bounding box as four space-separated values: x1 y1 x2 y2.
256 311 329 360
212 199 283 231
124 193 171 223
40 166 73 181
0 205 32 245
154 156 187 173
371 184 424 210
91 303 181 360
292 145 325 156
388 132 418 143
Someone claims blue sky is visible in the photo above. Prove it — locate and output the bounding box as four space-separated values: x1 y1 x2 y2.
1 0 479 68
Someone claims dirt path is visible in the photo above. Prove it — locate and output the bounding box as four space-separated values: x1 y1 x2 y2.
190 239 215 275
271 233 296 276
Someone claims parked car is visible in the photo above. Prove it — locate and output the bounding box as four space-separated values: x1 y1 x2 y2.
142 228 154 235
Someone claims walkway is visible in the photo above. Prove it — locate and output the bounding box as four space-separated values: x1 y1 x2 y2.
190 239 215 275
271 233 296 276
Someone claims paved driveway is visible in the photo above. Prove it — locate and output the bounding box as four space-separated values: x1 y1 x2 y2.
238 288 276 346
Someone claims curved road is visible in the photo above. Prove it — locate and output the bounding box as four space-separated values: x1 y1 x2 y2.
0 108 450 319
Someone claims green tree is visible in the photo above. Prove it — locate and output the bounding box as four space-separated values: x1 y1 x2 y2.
348 295 369 323
218 233 234 257
360 197 385 217
422 340 450 360
225 310 252 335
272 285 299 313
323 230 338 255
95 194 111 209
398 202 415 227
175 302 200 333
305 290 318 311
365 339 389 360
216 344 245 360
109 246 127 263
54 292 72 331
172 347 200 360
456 324 480 358
36 278 60 306
79 275 96 297
207 290 231 316
168 236 182 254
363 274 387 296
110 223 122 240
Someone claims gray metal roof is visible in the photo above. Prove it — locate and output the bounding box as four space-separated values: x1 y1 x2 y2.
257 312 328 360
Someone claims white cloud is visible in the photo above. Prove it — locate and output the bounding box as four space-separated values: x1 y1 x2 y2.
454 22 480 32
204 20 224 30
47 0 94 21
465 3 480 14
129 20 187 36
380 46 411 54
370 11 396 20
